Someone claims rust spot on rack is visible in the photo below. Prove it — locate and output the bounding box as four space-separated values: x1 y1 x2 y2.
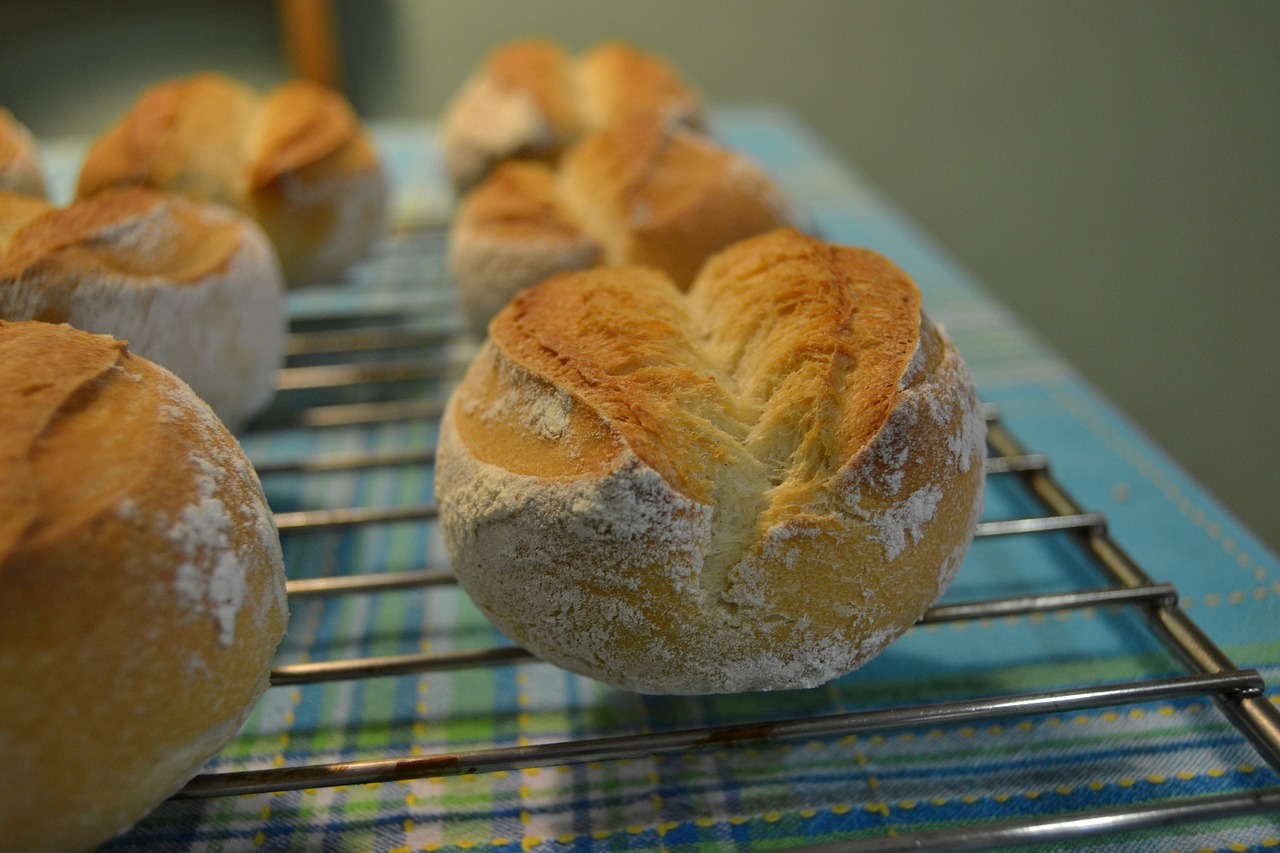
704 723 779 745
392 755 467 778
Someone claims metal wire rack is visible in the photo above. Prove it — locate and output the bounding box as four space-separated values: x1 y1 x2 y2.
173 223 1280 852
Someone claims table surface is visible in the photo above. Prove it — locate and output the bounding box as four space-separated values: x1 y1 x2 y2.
42 107 1278 852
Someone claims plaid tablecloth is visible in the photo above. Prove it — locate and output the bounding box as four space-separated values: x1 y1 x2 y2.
45 107 1279 852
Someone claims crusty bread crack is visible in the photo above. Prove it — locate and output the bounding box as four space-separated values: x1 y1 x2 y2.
437 229 986 694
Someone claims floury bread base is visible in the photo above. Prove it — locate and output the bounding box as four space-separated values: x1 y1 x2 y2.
436 229 986 694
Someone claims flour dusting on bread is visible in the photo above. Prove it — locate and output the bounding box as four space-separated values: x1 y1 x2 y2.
0 321 288 851
437 229 986 694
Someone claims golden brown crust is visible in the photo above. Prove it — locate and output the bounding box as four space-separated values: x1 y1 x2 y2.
558 116 797 286
0 186 242 284
447 161 603 335
438 229 986 694
0 186 287 429
75 72 386 286
460 161 588 243
0 191 49 253
246 118 387 288
0 321 287 851
486 39 581 142
441 39 704 191
574 41 705 130
448 117 796 334
77 74 257 207
249 79 360 188
481 230 919 504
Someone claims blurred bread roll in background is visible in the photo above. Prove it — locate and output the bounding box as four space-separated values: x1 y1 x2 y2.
448 160 603 337
0 186 286 430
448 116 798 336
441 39 705 192
0 108 47 198
75 72 387 287
0 320 288 852
436 229 987 694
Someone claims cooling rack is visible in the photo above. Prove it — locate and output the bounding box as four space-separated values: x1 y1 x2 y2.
111 216 1279 853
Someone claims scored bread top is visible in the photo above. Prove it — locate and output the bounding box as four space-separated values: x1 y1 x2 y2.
459 160 593 245
76 73 370 203
0 186 244 287
448 117 797 336
75 74 258 207
249 80 372 189
0 323 148 564
0 321 285 627
574 41 705 130
440 40 581 193
0 186 286 429
557 116 798 286
0 319 288 849
74 72 386 287
469 228 921 520
441 229 986 692
446 161 603 334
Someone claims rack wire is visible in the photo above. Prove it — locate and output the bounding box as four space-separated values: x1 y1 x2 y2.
173 223 1280 851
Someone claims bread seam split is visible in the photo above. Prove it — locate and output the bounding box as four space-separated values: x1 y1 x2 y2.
439 228 986 694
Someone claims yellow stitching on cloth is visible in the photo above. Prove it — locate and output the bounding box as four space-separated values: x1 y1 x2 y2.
1052 391 1265 583
394 771 1273 853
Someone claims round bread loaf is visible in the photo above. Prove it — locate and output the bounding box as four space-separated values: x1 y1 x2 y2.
448 116 797 336
75 72 387 287
574 40 705 132
0 107 46 197
436 229 986 694
556 116 799 286
0 320 288 852
0 185 286 430
448 160 602 337
441 39 704 192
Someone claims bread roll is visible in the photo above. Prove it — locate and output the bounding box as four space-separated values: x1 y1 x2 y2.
448 161 603 336
441 39 704 191
558 116 800 285
75 72 387 287
448 116 797 336
0 185 286 430
574 41 705 132
0 320 288 853
0 108 46 197
437 229 986 694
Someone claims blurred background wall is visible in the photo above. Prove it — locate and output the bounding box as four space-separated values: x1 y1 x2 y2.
2 0 1276 554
